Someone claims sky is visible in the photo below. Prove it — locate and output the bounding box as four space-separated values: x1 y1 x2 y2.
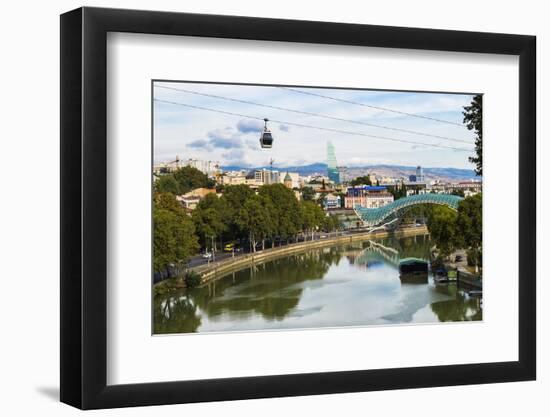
153 81 478 170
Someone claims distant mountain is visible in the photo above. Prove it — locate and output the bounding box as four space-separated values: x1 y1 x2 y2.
221 163 479 182
221 163 327 175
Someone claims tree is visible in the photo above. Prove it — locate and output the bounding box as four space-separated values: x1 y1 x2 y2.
155 166 215 195
155 175 181 195
236 195 274 252
153 208 178 273
300 186 316 201
172 166 215 194
300 201 325 240
153 193 199 273
220 184 255 241
259 183 302 244
154 191 181 211
451 189 465 197
191 193 227 251
323 214 341 232
389 183 407 200
455 194 482 271
350 175 372 186
427 206 458 258
463 94 482 176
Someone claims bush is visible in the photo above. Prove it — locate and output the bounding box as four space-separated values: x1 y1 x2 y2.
431 256 445 270
184 270 202 288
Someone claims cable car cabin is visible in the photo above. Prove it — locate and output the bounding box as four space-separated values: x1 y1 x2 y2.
260 131 273 148
259 118 274 148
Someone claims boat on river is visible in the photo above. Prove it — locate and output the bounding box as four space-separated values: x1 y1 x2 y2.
399 258 429 284
399 258 428 274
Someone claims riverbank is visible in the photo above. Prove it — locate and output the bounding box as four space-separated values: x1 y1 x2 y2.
153 226 430 295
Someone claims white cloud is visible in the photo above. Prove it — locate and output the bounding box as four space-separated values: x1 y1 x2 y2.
153 81 477 169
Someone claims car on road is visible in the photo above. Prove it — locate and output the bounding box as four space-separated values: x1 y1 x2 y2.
201 252 213 260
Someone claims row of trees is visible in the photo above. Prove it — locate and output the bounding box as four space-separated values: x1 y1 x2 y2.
426 193 482 271
192 183 341 253
153 183 342 273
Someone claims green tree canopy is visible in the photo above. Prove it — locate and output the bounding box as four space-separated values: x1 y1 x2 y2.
173 166 216 194
427 205 458 258
153 193 199 273
323 214 341 232
155 175 181 195
388 183 407 200
236 194 275 252
300 200 326 240
455 194 482 261
191 193 228 250
220 184 255 241
156 166 216 195
463 94 483 176
259 183 303 241
300 186 316 201
350 175 372 186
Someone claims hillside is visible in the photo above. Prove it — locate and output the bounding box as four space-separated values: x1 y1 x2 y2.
221 163 479 182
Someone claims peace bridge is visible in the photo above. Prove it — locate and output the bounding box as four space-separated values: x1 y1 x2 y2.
353 193 463 228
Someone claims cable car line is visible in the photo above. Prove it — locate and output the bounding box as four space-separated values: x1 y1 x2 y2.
278 86 466 127
154 98 473 152
155 85 470 144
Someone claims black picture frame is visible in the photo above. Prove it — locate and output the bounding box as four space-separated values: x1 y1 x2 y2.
60 6 536 410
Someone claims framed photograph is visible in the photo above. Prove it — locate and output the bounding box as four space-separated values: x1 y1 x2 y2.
60 6 536 409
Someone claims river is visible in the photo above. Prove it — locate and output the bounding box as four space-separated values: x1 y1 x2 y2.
153 234 482 334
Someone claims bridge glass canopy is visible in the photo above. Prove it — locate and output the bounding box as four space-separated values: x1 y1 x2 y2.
354 193 463 227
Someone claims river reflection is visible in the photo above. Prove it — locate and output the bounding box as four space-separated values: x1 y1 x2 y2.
153 235 482 334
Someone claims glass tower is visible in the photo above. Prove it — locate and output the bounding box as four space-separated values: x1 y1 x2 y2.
327 141 340 184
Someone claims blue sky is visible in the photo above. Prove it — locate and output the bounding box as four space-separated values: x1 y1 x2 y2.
153 81 477 169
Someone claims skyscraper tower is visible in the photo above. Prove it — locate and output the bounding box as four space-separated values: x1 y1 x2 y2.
327 141 340 184
416 165 425 182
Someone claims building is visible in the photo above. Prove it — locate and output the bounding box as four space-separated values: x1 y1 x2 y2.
323 193 341 210
427 180 482 196
153 155 182 174
327 141 340 184
153 157 220 176
283 172 293 189
403 181 428 196
416 166 425 183
253 169 279 185
450 180 482 196
176 187 216 211
338 166 349 183
344 186 394 209
220 170 247 186
183 158 220 176
279 171 300 188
